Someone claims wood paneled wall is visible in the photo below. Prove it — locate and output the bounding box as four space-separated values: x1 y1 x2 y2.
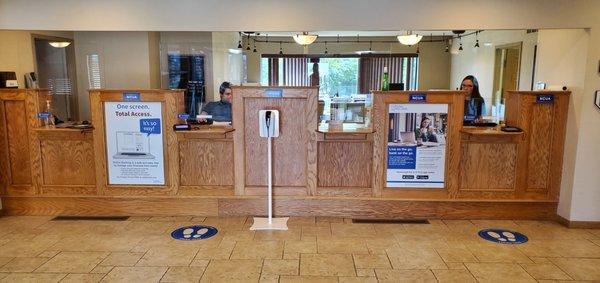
232 87 318 197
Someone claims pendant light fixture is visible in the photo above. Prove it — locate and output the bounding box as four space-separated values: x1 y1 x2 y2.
237 32 242 49
292 32 318 45
443 33 449 53
324 42 328 54
48 41 71 48
474 31 480 48
246 34 251 51
253 39 257 53
458 35 463 51
416 42 420 54
397 31 423 46
279 41 283 55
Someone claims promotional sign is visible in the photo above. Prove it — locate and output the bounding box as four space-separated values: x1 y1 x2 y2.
478 229 528 244
409 93 427 102
123 92 141 101
171 225 218 240
387 104 448 188
104 101 165 185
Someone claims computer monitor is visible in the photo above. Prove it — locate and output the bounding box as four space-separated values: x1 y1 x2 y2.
389 83 404 91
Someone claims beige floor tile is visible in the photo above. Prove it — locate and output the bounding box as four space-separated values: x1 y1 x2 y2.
300 253 355 276
37 250 60 258
262 259 299 275
386 247 447 269
190 259 210 267
230 240 283 259
136 246 198 267
317 238 368 254
254 229 301 241
90 265 114 274
99 252 144 266
0 273 5 280
338 276 378 283
0 235 60 257
0 257 49 272
465 262 536 282
432 269 477 283
301 226 331 238
286 217 316 227
330 223 377 238
352 254 391 269
468 244 533 263
375 269 437 283
259 274 279 283
0 273 66 282
470 220 521 230
200 259 262 282
101 266 167 282
436 247 478 262
194 240 235 260
544 239 600 257
0 258 12 268
356 268 376 276
520 263 571 280
445 262 467 269
160 266 205 282
149 216 193 222
283 240 317 259
280 275 338 283
49 235 141 252
365 238 399 254
36 251 108 273
60 273 106 283
550 258 600 280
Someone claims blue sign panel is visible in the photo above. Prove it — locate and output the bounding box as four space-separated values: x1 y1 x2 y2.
178 113 190 120
388 146 417 169
37 112 50 119
171 225 218 240
536 94 554 103
123 92 141 101
265 88 283 98
478 229 528 244
140 118 161 136
409 94 427 102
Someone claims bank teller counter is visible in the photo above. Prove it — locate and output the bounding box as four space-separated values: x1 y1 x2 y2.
458 91 569 200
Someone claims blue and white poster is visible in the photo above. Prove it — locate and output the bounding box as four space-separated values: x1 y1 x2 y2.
387 104 448 188
104 101 165 185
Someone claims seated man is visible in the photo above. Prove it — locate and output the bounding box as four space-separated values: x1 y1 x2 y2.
200 81 232 122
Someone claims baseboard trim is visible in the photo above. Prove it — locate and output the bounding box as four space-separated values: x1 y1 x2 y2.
556 214 600 229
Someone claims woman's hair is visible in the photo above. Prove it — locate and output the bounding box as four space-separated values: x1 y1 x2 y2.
461 75 483 99
420 117 431 129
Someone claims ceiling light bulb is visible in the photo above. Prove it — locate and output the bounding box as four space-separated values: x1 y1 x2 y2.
293 32 318 45
49 42 71 48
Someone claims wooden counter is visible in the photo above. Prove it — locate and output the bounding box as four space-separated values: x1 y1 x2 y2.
0 89 570 220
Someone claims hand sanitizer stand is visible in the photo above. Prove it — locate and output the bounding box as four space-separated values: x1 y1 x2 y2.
250 110 289 230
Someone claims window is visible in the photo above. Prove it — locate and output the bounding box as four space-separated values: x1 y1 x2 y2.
260 54 419 94
86 54 102 89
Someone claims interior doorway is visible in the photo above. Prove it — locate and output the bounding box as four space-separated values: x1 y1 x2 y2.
33 35 78 121
492 42 522 120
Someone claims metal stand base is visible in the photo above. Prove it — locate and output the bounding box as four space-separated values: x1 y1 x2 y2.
249 217 289 230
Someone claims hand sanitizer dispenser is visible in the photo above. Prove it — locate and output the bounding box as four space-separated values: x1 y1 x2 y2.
251 109 288 231
259 110 279 138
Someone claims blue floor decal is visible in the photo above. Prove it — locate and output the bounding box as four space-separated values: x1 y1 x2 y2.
478 229 528 244
171 225 218 240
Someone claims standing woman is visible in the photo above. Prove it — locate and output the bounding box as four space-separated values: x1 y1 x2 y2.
460 75 485 123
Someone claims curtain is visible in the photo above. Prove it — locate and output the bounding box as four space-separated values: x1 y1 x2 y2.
359 56 415 93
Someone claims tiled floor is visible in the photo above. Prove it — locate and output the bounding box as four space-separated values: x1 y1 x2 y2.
0 216 599 282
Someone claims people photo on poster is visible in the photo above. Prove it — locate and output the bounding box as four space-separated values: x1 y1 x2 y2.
387 104 448 188
104 101 165 185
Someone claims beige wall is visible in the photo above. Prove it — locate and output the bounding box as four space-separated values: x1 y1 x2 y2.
74 31 158 119
244 36 450 90
211 32 243 101
0 30 73 88
450 30 538 113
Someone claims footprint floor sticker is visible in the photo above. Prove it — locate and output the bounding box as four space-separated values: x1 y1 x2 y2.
478 229 528 244
171 225 218 241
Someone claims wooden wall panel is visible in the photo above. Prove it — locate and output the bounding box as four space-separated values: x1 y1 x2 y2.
4 100 32 185
526 104 553 189
0 101 8 194
40 139 95 186
244 98 307 187
317 141 372 188
179 140 234 186
459 143 517 191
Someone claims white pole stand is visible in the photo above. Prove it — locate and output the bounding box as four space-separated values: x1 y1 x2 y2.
251 110 288 230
